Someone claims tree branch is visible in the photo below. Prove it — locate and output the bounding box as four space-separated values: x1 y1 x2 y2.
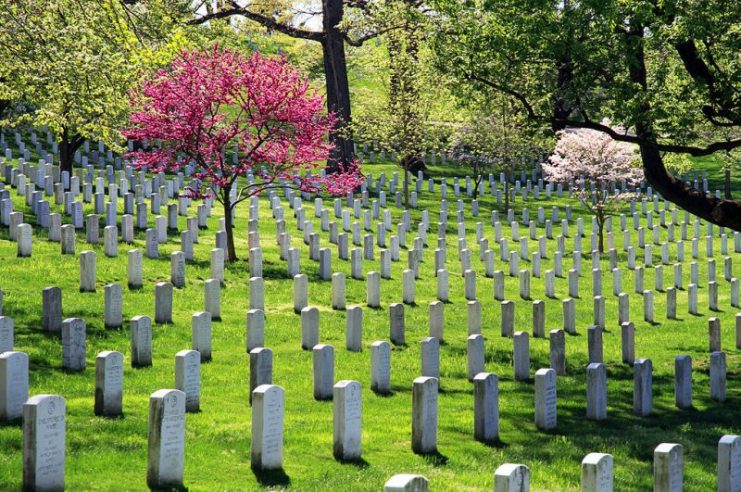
673 39 739 125
188 3 325 42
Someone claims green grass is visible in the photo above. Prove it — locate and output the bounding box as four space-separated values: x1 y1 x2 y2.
0 158 739 491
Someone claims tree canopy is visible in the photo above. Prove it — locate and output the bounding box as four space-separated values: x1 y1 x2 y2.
431 0 741 228
0 0 187 171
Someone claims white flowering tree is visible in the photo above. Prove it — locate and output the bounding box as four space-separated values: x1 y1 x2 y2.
543 127 643 252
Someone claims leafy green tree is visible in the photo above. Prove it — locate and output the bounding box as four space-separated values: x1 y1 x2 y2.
448 95 551 207
431 0 741 230
0 0 181 172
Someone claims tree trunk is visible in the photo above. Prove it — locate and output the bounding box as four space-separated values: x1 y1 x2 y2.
403 161 410 208
322 0 355 173
504 177 510 213
625 19 741 231
597 215 605 253
0 99 9 120
222 193 237 262
724 166 732 199
57 127 85 175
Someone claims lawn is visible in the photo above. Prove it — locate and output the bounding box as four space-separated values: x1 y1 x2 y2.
0 156 739 490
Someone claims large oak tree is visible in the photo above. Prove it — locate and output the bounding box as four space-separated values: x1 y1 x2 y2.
432 0 741 230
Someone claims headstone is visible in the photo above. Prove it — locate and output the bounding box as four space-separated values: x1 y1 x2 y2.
371 341 391 394
127 249 143 289
332 272 346 310
23 395 66 491
473 372 499 443
620 322 635 364
313 344 334 400
563 298 576 334
581 453 613 492
494 464 530 492
147 389 186 489
292 274 308 314
366 271 380 308
94 351 123 416
204 278 221 320
250 277 264 310
0 351 29 422
532 300 545 338
175 350 201 412
468 300 482 335
653 443 683 492
549 329 566 375
42 286 63 332
425 302 445 343
191 311 212 362
717 435 741 492
534 368 557 430
709 317 721 352
384 474 429 492
501 300 515 337
467 334 485 381
246 309 265 352
412 376 438 454
710 351 727 402
17 223 32 257
62 318 86 371
588 326 603 364
333 380 362 460
633 358 652 416
251 384 285 470
390 303 405 345
586 362 607 420
301 306 319 350
79 250 96 292
155 282 173 324
104 283 123 329
344 306 363 352
249 347 273 405
170 251 186 288
130 315 153 367
513 331 530 381
674 355 692 409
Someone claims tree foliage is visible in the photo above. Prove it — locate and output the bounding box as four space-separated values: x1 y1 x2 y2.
0 0 186 171
124 45 362 262
431 0 741 230
448 97 552 204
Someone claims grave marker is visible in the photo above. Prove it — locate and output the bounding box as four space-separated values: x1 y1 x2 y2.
23 395 66 491
147 389 185 489
94 351 123 417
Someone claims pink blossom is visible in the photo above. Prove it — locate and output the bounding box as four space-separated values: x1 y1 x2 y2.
543 126 643 209
123 44 362 203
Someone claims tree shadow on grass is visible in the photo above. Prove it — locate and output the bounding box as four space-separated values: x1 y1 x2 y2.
500 372 740 472
252 467 291 487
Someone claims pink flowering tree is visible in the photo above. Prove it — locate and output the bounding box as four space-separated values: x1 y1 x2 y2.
543 127 643 252
124 45 363 262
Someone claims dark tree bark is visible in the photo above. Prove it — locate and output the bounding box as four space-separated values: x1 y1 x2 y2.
322 0 356 172
222 190 237 262
0 100 9 120
58 127 85 175
724 166 733 199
